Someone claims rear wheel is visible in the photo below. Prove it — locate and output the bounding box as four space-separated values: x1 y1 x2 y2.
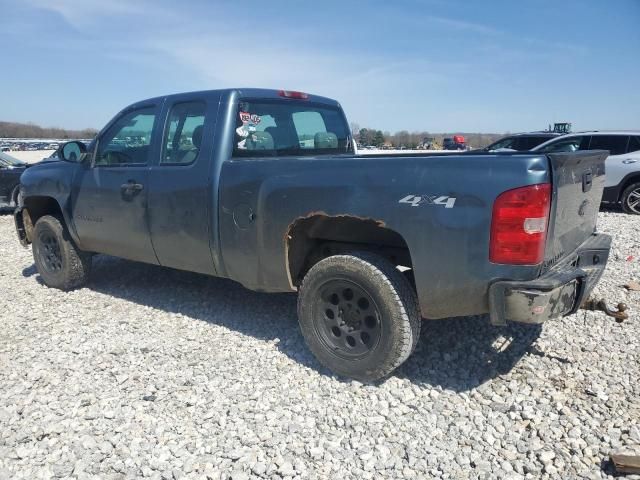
32 215 92 290
297 252 420 382
621 182 640 215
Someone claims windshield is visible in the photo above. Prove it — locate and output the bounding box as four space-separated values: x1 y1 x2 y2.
486 137 516 150
0 151 26 167
232 99 352 157
486 135 556 151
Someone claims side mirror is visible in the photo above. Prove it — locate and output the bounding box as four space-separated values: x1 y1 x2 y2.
60 141 89 163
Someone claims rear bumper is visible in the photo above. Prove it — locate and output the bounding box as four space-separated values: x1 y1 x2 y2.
489 233 611 326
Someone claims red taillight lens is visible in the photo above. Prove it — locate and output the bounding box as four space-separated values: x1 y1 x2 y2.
278 90 309 99
489 183 551 265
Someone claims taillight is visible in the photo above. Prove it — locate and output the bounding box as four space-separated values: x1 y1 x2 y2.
278 90 309 99
489 183 551 265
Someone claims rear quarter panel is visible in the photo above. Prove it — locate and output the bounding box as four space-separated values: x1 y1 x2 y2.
219 153 550 319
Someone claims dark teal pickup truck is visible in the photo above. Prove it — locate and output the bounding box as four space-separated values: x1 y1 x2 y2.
15 88 611 381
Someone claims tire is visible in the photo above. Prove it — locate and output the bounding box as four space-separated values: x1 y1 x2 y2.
297 252 421 382
32 215 92 290
621 182 640 215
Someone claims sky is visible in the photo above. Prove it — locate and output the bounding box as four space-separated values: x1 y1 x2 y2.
1 0 639 133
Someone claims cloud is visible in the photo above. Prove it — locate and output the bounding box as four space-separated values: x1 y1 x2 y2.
424 14 500 35
24 0 144 25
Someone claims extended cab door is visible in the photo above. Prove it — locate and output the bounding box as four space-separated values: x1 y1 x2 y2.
71 104 161 264
146 93 220 275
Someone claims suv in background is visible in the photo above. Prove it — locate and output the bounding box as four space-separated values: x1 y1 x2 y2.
532 131 640 214
483 132 562 152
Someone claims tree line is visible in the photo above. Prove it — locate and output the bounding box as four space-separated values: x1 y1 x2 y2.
351 123 504 149
1 119 506 150
0 121 98 139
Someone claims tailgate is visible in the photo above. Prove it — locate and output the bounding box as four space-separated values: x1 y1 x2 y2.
543 150 608 269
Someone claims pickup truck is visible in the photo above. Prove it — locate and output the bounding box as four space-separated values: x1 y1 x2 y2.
14 88 611 381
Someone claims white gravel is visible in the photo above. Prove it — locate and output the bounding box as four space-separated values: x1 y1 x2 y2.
0 211 638 480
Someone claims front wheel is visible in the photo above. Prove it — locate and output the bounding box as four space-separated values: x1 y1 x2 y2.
32 215 92 290
621 182 640 215
297 252 421 382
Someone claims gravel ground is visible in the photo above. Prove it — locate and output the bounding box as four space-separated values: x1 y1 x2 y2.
0 211 638 480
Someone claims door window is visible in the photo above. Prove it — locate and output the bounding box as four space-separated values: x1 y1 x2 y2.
95 107 156 166
161 102 206 165
589 135 629 156
625 136 640 154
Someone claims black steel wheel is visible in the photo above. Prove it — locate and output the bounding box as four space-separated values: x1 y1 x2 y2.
314 279 383 359
37 229 63 274
298 252 421 382
32 215 92 290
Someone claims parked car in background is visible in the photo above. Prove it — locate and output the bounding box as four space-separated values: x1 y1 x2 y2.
482 132 562 152
442 135 466 150
0 152 28 209
532 131 640 214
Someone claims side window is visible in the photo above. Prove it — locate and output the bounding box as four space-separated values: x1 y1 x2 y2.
161 102 206 165
95 108 156 166
292 111 327 149
542 136 584 153
524 137 552 150
589 135 629 156
579 136 591 150
626 136 640 154
489 137 516 150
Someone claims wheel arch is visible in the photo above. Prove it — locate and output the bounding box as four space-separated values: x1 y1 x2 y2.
285 213 415 288
21 196 65 243
619 173 640 201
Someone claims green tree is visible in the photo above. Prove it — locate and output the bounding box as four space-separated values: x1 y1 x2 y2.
373 130 385 147
358 128 371 146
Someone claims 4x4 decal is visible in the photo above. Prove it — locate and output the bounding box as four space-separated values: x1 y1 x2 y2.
398 194 456 208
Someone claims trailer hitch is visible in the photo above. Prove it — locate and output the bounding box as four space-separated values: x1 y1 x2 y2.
581 297 629 322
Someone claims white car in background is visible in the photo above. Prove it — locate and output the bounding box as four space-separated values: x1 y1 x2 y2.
532 131 640 214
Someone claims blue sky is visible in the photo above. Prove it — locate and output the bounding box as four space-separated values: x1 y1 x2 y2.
1 0 639 133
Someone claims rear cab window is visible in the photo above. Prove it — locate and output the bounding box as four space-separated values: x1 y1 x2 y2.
232 99 352 157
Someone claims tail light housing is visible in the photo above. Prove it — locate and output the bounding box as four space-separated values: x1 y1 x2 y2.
490 183 551 265
278 90 309 100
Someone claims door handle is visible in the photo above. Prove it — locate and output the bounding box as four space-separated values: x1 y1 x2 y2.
622 159 637 164
121 181 144 192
